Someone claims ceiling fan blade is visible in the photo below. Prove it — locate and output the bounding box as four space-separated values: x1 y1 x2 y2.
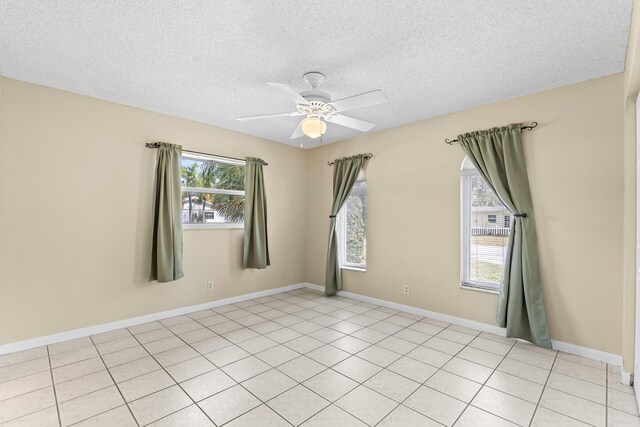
236 112 303 121
329 90 388 112
326 114 376 132
267 82 309 106
290 120 305 139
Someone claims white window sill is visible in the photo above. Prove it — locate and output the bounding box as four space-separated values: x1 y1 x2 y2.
183 223 243 230
341 265 366 273
460 282 499 295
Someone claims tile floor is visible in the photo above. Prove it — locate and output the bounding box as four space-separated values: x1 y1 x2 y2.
0 288 639 426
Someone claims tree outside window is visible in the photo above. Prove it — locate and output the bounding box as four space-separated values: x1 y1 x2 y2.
340 180 367 269
180 154 245 225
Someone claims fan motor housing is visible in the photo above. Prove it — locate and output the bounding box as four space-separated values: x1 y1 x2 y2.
297 97 336 118
301 91 331 104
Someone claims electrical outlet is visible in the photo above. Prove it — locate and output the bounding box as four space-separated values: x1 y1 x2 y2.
207 281 214 292
403 284 410 294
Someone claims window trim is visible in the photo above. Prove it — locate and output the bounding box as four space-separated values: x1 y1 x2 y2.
182 152 245 167
184 222 243 230
182 187 244 197
181 153 246 229
341 265 367 273
460 168 501 294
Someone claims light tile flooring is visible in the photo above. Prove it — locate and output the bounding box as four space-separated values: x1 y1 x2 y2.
1 288 639 426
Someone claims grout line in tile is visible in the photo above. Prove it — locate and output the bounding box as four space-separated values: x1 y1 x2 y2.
0 383 54 405
48 354 98 371
527 346 557 427
45 346 63 427
605 363 608 426
445 331 517 426
374 342 461 424
348 314 475 425
261 381 329 426
0 357 52 385
116 348 204 426
127 319 227 427
575 358 610 371
0 353 48 370
1 402 60 426
37 346 62 426
222 382 296 426
90 335 140 427
223 296 387 424
4 289 630 427
64 405 129 427
532 367 609 426
536 406 605 427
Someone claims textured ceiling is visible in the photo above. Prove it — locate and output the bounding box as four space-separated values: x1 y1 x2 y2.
0 0 633 148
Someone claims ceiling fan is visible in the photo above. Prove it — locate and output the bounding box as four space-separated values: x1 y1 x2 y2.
236 72 388 140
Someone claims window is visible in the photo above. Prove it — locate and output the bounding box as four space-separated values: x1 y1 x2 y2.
461 157 511 292
180 153 245 228
339 179 367 270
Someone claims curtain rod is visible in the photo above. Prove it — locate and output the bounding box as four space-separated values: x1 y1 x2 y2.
327 153 374 166
444 122 538 145
145 142 268 165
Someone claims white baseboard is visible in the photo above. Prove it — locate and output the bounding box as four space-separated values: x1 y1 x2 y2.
0 283 308 356
550 340 622 367
1 280 630 385
304 283 627 379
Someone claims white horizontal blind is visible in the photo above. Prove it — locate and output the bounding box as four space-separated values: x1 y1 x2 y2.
461 170 511 291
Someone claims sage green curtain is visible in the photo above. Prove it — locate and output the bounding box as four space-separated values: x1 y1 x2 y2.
243 157 270 269
325 154 367 295
458 124 551 348
150 142 184 283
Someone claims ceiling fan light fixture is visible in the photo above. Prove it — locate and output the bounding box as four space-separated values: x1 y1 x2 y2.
301 117 326 139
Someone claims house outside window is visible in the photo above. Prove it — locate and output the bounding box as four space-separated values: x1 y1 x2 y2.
180 153 246 229
339 178 367 270
461 157 510 291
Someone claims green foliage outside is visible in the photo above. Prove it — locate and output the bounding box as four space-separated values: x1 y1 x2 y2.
471 175 503 207
345 182 367 265
181 160 245 223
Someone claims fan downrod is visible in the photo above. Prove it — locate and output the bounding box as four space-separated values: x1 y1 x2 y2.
303 72 325 90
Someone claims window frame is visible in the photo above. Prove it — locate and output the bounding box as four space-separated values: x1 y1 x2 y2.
460 167 503 293
180 152 246 230
338 179 367 272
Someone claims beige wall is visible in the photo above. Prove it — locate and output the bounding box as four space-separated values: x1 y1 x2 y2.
622 0 640 373
0 77 308 346
0 72 629 358
305 74 624 355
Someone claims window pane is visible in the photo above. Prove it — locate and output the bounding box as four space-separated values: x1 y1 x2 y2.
344 181 367 266
180 155 245 225
181 158 245 191
468 174 510 285
182 192 244 224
